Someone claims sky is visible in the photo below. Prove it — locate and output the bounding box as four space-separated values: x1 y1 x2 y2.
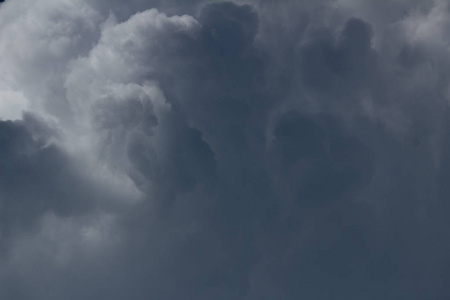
0 0 450 299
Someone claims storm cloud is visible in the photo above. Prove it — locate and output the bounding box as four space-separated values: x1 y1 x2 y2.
1 0 450 299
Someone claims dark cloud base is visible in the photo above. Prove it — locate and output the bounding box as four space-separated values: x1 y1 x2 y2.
1 1 450 299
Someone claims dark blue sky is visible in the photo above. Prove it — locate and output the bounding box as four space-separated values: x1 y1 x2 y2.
0 1 449 299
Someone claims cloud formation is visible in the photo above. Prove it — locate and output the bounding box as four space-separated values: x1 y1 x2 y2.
1 0 450 299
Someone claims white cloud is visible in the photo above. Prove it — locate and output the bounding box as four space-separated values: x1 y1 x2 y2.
0 81 28 120
0 0 102 121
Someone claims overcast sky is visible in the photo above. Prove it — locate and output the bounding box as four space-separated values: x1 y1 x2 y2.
1 0 450 299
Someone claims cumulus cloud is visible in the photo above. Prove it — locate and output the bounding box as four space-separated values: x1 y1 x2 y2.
1 0 450 299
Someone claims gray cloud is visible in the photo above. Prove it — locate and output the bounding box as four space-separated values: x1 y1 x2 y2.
1 0 450 299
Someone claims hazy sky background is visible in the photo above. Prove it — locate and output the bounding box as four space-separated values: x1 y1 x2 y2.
1 0 450 299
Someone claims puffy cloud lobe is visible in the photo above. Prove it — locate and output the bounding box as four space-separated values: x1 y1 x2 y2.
200 2 258 56
0 0 102 122
1 0 450 300
0 116 82 237
0 114 132 240
298 17 378 112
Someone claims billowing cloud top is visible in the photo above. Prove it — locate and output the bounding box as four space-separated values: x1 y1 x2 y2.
1 0 450 299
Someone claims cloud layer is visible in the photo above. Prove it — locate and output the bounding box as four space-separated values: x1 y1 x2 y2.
1 0 450 299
